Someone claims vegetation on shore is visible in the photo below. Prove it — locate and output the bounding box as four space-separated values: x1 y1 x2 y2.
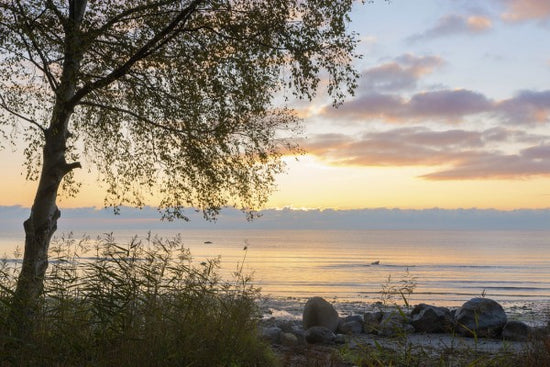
0 234 276 366
1 233 550 366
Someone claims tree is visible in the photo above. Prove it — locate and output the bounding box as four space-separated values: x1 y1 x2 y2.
0 0 359 339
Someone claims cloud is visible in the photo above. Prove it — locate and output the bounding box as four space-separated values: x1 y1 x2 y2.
321 88 550 125
422 145 550 180
361 54 444 92
322 89 494 123
408 89 492 118
303 127 550 179
321 92 405 121
1 205 549 230
501 0 550 22
304 127 485 166
496 90 550 123
409 14 492 41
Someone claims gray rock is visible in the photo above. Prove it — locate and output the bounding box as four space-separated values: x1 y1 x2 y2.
275 319 301 333
338 315 363 334
531 326 550 340
291 324 305 339
261 326 282 344
280 332 299 346
364 311 384 334
304 326 336 344
334 333 347 344
378 311 414 337
502 321 531 341
411 304 453 333
455 298 507 338
302 297 339 332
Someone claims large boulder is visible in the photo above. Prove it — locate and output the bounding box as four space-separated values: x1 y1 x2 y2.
280 332 300 346
364 311 384 334
260 326 282 344
411 304 453 333
455 298 507 338
304 326 336 344
378 311 414 337
502 321 531 341
338 315 363 335
302 297 339 331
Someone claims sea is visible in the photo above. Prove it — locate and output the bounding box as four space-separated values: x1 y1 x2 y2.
1 229 550 317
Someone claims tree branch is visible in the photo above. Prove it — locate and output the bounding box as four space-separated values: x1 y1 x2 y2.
45 0 67 26
62 161 82 174
0 93 46 133
70 0 202 107
89 0 177 39
78 100 192 135
13 1 59 91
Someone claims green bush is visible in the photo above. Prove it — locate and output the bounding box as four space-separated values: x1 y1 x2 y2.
0 233 276 367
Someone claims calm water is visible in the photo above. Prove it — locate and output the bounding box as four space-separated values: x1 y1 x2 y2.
1 229 550 308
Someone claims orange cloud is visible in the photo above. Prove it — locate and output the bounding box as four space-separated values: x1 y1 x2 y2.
501 0 550 22
409 14 492 41
302 127 550 180
422 146 550 180
466 16 493 31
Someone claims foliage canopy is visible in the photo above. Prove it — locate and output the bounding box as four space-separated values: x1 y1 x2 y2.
0 0 359 219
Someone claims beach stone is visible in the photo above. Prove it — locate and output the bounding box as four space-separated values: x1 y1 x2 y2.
291 324 305 339
275 319 301 333
338 315 363 335
378 311 414 337
302 297 339 332
455 298 507 338
261 326 282 344
280 332 299 346
304 326 336 344
531 326 550 340
502 321 531 341
364 311 384 334
334 334 347 344
411 304 453 333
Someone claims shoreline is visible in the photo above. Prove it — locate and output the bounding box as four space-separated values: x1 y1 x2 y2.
258 295 550 327
258 296 550 366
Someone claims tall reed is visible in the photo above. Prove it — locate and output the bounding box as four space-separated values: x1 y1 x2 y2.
0 233 276 366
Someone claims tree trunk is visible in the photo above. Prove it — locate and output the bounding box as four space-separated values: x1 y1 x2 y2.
8 0 87 340
9 118 78 340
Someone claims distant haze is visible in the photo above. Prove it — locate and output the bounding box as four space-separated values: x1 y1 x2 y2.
1 206 549 232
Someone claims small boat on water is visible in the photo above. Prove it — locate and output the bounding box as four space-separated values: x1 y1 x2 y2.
371 260 380 265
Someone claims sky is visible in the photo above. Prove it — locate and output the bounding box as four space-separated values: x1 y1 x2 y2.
1 0 550 214
265 0 550 210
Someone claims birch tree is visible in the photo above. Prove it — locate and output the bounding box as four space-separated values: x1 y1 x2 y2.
0 0 359 338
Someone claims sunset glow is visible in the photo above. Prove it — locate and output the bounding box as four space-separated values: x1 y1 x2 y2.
1 0 550 211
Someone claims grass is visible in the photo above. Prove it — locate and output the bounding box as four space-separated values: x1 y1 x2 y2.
0 233 277 366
